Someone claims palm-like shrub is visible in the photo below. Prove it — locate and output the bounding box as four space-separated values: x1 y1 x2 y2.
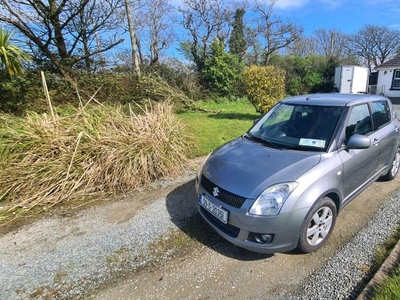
0 29 30 76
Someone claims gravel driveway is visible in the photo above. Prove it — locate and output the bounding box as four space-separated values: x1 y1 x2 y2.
1 163 400 299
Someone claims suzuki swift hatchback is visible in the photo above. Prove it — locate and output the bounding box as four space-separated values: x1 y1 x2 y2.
196 93 400 253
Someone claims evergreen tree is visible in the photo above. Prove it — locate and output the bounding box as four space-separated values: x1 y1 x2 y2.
228 8 246 61
322 57 340 92
202 38 244 97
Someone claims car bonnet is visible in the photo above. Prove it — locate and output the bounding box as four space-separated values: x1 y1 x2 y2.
202 137 321 199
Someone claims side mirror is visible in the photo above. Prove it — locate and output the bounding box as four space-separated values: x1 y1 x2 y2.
346 134 371 149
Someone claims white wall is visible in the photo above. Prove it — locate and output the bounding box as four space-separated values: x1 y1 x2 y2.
352 66 368 93
334 66 368 93
376 68 400 97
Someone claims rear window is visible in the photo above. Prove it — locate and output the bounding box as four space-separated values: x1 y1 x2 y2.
372 101 391 129
345 104 372 140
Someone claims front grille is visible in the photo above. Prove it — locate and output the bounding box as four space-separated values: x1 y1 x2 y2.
200 175 247 208
199 206 240 238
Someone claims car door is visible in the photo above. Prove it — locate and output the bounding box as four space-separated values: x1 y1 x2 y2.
338 103 381 201
371 100 399 172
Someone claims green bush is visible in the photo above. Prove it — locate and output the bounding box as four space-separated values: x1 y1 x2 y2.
0 69 200 115
144 60 204 101
243 65 285 113
288 76 302 96
304 72 324 91
201 38 244 97
0 72 44 114
270 54 338 95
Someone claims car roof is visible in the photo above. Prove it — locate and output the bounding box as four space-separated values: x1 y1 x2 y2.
281 93 388 107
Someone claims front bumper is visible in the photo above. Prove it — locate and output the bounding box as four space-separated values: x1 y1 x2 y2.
196 180 309 254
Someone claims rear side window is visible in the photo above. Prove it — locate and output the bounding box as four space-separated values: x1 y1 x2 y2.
345 104 373 140
372 101 391 129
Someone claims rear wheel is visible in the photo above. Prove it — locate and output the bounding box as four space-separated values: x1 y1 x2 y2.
297 197 337 253
382 148 400 181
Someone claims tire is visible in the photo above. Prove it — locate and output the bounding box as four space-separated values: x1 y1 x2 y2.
297 197 337 253
382 148 400 181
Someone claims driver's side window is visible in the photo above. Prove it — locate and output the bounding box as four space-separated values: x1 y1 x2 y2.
262 104 293 127
345 104 373 141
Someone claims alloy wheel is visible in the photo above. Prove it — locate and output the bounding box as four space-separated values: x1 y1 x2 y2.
306 206 334 246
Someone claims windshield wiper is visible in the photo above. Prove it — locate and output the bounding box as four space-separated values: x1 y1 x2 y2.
243 133 281 149
284 144 325 151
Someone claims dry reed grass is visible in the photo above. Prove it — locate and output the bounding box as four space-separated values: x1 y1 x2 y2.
0 100 194 211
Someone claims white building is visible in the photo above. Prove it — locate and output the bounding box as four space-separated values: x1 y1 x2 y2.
374 54 400 99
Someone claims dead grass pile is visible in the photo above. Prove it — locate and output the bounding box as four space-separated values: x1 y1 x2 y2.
0 101 194 212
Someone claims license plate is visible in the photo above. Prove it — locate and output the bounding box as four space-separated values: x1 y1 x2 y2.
199 194 228 224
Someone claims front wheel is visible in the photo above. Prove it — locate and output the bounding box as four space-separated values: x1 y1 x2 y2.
297 197 337 253
382 148 400 181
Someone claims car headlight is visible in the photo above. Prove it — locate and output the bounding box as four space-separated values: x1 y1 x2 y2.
196 153 212 188
249 182 298 216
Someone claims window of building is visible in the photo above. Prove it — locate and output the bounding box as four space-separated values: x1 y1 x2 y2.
393 70 400 89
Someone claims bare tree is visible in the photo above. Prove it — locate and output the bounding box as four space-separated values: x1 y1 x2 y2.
348 25 400 70
313 28 349 59
0 0 124 81
179 0 231 72
70 0 123 72
286 36 317 57
124 0 141 74
245 26 264 65
251 0 303 65
135 0 175 65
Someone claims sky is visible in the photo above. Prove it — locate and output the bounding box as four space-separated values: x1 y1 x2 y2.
114 0 400 61
270 0 400 35
170 0 400 35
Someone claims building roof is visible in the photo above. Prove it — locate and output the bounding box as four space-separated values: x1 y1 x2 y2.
376 54 400 69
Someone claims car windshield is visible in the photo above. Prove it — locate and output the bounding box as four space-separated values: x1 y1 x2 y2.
247 102 343 151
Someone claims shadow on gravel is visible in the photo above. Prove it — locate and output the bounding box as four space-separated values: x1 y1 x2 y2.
165 180 273 261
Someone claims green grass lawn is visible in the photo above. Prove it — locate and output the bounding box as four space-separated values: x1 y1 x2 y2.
177 98 260 157
372 267 400 299
370 226 400 299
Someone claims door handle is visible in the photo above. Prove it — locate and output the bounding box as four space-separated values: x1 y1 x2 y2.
373 138 380 146
395 126 399 133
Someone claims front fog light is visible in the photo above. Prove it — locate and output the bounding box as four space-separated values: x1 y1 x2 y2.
248 233 274 244
255 234 273 244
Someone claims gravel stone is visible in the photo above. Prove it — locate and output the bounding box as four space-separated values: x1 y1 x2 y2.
0 172 197 299
0 168 399 299
287 190 400 300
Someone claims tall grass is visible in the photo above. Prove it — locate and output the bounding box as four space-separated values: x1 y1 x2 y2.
0 100 194 211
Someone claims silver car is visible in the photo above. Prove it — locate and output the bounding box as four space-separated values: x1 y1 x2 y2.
195 93 400 253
